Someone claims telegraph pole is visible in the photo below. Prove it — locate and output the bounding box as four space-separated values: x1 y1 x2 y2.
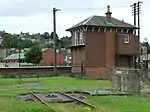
131 3 137 35
137 1 143 38
131 1 143 68
53 7 61 76
18 35 21 67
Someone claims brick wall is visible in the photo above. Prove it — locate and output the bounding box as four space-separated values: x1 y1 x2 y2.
85 67 111 80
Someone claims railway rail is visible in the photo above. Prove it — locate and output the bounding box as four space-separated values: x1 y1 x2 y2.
30 91 97 111
59 91 96 110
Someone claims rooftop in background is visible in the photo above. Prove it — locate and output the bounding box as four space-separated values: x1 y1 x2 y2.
42 48 52 52
4 53 25 60
3 48 58 60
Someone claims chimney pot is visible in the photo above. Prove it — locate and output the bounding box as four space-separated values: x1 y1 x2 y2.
105 5 112 21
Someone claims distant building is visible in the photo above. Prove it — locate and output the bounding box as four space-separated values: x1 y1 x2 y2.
0 36 3 44
0 49 7 59
59 48 71 66
1 48 64 67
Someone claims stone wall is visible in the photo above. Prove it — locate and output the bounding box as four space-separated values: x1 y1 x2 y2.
111 68 150 95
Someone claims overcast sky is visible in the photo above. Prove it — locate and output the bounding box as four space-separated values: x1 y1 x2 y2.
0 0 148 41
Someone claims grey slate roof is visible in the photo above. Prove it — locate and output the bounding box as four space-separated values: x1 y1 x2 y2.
66 15 138 31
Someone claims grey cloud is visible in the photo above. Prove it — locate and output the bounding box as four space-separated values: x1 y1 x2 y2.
0 0 94 17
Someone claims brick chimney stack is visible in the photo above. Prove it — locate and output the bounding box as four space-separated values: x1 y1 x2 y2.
105 5 112 21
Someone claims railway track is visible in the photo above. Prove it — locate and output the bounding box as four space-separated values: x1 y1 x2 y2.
59 91 96 110
31 92 50 107
30 91 97 111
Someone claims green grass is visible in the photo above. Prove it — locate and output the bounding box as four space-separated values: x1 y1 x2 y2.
0 78 20 86
86 96 150 112
0 97 54 112
0 76 110 95
1 76 150 112
49 103 91 112
0 76 110 112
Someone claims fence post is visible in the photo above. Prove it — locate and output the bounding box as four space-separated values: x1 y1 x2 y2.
81 61 84 78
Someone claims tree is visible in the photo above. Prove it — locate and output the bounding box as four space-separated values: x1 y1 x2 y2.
42 32 50 39
21 39 33 48
60 36 71 48
141 41 150 54
50 32 58 40
1 33 19 48
42 43 53 49
25 46 42 65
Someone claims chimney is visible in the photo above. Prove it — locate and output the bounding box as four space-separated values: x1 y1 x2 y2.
105 5 112 21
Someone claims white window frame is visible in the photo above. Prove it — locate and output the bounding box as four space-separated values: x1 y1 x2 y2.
74 31 77 45
73 31 85 45
124 35 130 44
77 32 80 45
80 31 83 45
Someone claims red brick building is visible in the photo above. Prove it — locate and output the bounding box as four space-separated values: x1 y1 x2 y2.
66 5 139 79
40 48 64 66
2 48 64 67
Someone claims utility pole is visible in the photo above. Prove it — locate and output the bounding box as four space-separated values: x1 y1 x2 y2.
137 1 143 69
144 37 149 69
131 1 143 68
18 34 21 67
53 7 61 76
131 3 137 35
137 1 143 38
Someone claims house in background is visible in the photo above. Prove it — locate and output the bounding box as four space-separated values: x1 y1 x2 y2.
40 48 64 66
66 5 139 79
0 49 7 59
1 48 64 67
59 48 71 66
140 45 150 69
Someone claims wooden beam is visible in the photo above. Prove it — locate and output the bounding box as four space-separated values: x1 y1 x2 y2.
92 27 95 32
121 29 124 33
85 26 88 31
104 28 107 32
126 29 129 33
83 27 86 31
98 27 101 32
116 28 119 32
110 28 113 32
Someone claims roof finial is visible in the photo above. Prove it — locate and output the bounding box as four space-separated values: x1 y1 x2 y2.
105 5 112 21
107 5 110 13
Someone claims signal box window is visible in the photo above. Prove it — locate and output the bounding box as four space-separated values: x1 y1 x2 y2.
124 35 130 44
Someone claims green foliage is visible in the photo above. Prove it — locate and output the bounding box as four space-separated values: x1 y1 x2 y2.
25 46 42 65
42 43 53 49
1 33 34 48
21 39 33 48
141 42 150 53
1 33 19 48
42 32 51 39
0 31 71 49
60 36 71 48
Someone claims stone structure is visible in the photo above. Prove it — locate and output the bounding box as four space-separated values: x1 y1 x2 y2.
111 68 150 95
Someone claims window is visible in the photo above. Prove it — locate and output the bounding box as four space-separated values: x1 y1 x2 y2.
124 35 130 43
80 32 84 44
73 31 85 46
77 32 80 45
